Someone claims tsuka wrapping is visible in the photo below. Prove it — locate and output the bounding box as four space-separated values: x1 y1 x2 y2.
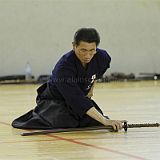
127 123 160 128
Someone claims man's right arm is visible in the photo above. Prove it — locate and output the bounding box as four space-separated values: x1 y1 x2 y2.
86 107 125 131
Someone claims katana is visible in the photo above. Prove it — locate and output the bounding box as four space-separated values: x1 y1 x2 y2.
21 122 160 136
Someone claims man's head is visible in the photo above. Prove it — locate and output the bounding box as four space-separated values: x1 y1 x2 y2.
73 28 100 47
73 28 100 65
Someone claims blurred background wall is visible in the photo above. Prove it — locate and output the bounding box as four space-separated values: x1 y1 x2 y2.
0 0 160 78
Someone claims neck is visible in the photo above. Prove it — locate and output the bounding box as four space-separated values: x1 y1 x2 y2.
82 62 87 68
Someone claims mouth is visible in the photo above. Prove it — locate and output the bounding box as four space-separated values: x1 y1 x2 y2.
84 59 91 63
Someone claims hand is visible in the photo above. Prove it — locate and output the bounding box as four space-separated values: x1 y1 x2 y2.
103 119 126 131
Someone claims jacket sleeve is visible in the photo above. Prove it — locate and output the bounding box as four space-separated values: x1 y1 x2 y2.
54 67 93 118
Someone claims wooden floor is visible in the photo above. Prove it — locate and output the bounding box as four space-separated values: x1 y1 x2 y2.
0 81 160 160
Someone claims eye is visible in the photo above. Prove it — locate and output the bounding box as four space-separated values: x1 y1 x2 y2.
80 49 87 52
90 49 96 52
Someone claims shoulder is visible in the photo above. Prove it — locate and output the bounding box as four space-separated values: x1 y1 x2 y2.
93 48 111 79
53 50 76 76
57 50 75 65
95 48 111 62
94 48 111 68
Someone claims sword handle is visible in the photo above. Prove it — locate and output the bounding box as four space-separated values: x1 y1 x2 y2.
123 121 128 132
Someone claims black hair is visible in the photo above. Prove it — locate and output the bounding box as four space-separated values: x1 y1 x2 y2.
73 28 100 46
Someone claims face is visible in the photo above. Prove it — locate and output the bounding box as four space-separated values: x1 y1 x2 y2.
73 41 97 65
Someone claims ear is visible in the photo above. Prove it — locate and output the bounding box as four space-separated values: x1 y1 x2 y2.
72 42 76 50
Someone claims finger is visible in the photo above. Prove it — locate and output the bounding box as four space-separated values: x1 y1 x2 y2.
114 121 121 131
113 121 120 129
112 124 117 131
119 121 123 129
116 122 121 131
117 121 122 130
117 121 124 130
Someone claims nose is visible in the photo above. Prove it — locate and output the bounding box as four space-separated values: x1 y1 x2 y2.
84 52 92 59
